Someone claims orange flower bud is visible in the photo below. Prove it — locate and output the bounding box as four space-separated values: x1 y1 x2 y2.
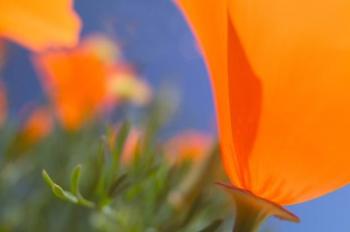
109 126 141 165
164 130 213 164
22 107 53 143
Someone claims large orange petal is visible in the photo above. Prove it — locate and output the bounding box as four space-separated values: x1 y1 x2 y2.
176 0 244 187
0 0 81 51
228 0 350 205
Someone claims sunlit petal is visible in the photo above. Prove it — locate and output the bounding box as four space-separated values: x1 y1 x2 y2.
176 0 242 186
0 0 81 51
228 0 350 205
178 0 350 206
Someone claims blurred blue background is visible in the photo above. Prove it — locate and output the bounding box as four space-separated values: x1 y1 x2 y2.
2 1 349 231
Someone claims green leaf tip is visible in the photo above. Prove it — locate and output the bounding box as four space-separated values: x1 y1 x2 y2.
70 164 82 195
42 169 79 203
52 185 78 203
42 169 55 188
42 166 94 208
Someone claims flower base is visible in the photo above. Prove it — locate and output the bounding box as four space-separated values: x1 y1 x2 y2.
217 183 299 232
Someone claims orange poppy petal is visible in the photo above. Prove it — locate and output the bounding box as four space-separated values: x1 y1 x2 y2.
35 48 107 130
176 0 244 187
22 107 53 143
0 0 81 51
228 0 350 205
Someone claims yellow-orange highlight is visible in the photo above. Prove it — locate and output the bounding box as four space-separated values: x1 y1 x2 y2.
177 0 350 205
0 0 81 51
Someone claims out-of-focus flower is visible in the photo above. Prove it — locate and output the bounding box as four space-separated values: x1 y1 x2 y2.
177 0 350 213
0 0 81 51
81 35 120 64
166 131 220 212
164 130 213 164
109 126 141 165
0 82 7 126
21 107 53 143
35 35 151 130
121 129 141 165
108 66 152 106
82 35 152 106
35 47 109 130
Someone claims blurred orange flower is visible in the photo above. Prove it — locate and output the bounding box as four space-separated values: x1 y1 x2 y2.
35 46 108 130
177 0 350 206
121 129 141 165
35 36 151 130
165 130 213 164
22 107 53 143
0 82 7 126
0 0 81 51
109 126 141 165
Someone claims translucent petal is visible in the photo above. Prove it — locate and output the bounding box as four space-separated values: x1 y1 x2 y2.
178 0 350 205
176 0 243 187
229 0 350 205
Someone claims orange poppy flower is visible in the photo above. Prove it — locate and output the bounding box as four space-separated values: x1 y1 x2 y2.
0 0 81 51
34 45 109 130
165 130 213 164
22 107 53 143
35 36 150 130
177 0 350 207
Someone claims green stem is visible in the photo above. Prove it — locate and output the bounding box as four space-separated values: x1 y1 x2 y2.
217 183 299 232
232 194 268 232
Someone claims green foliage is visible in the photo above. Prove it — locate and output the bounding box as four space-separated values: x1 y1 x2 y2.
0 98 232 231
42 166 95 208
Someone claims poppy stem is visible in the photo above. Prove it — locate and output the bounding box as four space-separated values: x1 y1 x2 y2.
217 183 299 232
232 192 269 232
